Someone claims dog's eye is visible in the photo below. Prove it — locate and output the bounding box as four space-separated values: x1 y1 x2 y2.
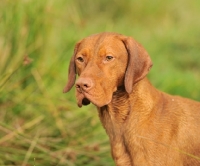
105 55 113 61
77 56 84 62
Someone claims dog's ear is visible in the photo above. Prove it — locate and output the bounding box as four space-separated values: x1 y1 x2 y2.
121 36 153 94
63 42 80 93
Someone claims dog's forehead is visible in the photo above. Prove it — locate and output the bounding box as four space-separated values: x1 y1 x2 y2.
78 33 124 53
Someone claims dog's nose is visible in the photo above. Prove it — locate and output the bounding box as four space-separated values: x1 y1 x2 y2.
76 78 93 92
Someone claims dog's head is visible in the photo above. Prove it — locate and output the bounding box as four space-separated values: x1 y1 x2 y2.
63 32 152 107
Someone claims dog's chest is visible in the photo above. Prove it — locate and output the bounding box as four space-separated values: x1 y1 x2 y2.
98 104 150 165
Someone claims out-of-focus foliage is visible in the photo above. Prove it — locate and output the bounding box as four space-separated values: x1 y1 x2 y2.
0 0 200 165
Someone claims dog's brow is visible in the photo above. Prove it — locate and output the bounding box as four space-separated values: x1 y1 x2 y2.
92 35 111 56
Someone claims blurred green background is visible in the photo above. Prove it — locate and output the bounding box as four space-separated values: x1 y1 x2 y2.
0 0 200 165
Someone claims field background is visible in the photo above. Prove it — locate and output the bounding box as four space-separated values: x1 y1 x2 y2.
0 0 200 165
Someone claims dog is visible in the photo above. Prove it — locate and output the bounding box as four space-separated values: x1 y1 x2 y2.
63 32 200 166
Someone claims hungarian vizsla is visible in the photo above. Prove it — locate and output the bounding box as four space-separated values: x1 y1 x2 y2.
63 32 200 166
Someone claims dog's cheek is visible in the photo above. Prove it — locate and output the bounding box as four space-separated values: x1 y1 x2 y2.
114 65 127 88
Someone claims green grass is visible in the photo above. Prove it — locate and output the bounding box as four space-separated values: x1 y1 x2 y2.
0 0 200 165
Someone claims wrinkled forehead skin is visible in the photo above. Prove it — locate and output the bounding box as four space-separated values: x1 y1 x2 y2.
81 32 122 46
77 32 126 58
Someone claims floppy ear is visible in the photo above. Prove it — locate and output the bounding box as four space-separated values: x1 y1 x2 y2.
63 43 80 93
122 37 153 94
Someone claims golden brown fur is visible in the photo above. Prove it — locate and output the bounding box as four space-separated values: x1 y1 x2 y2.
63 32 200 166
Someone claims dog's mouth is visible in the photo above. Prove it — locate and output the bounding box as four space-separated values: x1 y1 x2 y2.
82 97 91 106
76 92 91 107
76 90 112 108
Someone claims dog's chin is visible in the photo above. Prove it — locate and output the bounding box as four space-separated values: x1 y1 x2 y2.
77 94 88 108
76 93 111 108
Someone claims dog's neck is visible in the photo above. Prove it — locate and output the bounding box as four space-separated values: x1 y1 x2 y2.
99 87 130 123
97 77 161 135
